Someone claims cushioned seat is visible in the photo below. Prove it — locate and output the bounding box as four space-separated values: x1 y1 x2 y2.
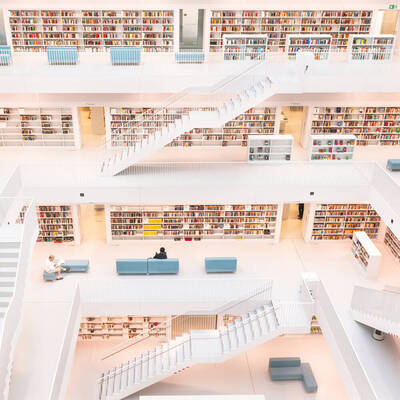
302 363 318 393
175 52 205 64
43 271 56 281
269 366 303 380
269 357 301 368
110 47 141 65
63 259 89 272
116 259 148 274
387 159 400 171
0 46 11 66
205 257 237 273
147 258 179 274
47 46 78 65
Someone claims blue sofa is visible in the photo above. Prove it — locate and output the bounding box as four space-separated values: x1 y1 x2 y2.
387 159 400 171
175 51 205 64
205 257 237 273
0 46 12 66
63 259 89 272
269 357 318 393
110 47 141 65
116 258 179 275
43 271 57 281
47 46 78 65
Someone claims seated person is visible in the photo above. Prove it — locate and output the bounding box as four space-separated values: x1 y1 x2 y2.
153 247 167 259
45 254 66 280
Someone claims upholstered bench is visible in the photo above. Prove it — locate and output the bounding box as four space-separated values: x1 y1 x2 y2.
110 47 141 65
205 257 237 273
0 46 11 66
43 271 57 281
47 46 78 65
148 258 179 274
301 363 318 393
116 259 148 275
63 259 89 272
175 52 205 64
387 159 400 171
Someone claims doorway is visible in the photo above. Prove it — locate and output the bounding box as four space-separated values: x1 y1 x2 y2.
78 106 106 147
380 10 399 34
179 9 204 50
79 204 106 243
279 106 307 146
280 203 304 239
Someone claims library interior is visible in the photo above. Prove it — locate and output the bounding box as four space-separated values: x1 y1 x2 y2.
1 1 400 400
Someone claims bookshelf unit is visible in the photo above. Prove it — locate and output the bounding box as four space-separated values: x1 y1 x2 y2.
351 231 382 278
310 134 356 161
309 203 380 241
285 34 331 60
0 107 78 148
78 315 169 341
384 227 400 262
248 134 293 162
310 106 400 146
106 203 282 243
223 34 267 60
349 34 395 62
209 9 372 53
107 106 277 148
8 9 175 52
17 204 80 243
310 315 322 334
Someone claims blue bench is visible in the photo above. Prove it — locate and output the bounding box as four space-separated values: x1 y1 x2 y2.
205 257 237 273
269 357 317 393
116 258 179 275
387 159 400 171
175 52 205 64
43 271 57 281
63 259 89 272
0 46 12 66
47 46 78 65
110 47 141 65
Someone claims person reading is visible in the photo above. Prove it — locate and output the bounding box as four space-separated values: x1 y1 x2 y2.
45 255 66 280
153 247 167 259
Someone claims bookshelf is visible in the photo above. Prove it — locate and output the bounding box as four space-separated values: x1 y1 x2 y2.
106 203 282 243
8 9 175 52
309 203 381 241
310 134 356 161
223 34 267 60
78 315 169 341
310 106 400 146
107 106 277 148
285 34 331 60
384 227 400 262
248 134 293 162
0 107 77 148
17 204 80 243
351 231 382 278
209 10 372 53
349 34 395 62
310 315 322 334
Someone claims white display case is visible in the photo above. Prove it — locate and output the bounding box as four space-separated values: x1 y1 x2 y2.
223 34 267 60
351 231 382 278
248 134 293 162
310 134 356 161
285 34 331 61
348 34 395 62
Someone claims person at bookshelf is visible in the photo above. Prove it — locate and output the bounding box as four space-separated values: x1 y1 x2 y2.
298 203 304 220
153 247 167 259
44 255 66 280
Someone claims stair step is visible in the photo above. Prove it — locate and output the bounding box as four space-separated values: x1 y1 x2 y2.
169 340 177 368
114 364 122 394
234 319 246 346
264 305 278 331
148 350 156 378
248 311 262 338
226 322 238 349
0 249 19 258
220 326 231 353
99 373 107 400
141 353 149 382
182 333 191 360
161 343 169 371
155 345 162 374
0 306 8 318
134 356 142 384
241 315 254 342
120 363 128 392
106 367 115 397
256 307 269 334
0 242 20 249
0 267 17 277
127 359 135 385
0 277 15 287
0 287 14 297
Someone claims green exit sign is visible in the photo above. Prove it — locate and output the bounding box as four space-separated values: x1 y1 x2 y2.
389 4 398 9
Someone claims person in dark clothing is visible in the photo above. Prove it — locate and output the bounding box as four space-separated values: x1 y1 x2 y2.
298 203 304 220
153 247 167 259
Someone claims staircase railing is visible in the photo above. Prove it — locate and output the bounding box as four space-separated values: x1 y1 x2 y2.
100 58 273 159
97 303 280 398
101 280 274 361
0 198 38 400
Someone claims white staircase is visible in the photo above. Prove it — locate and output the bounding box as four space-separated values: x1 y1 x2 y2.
0 202 38 400
100 76 276 176
98 301 311 399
